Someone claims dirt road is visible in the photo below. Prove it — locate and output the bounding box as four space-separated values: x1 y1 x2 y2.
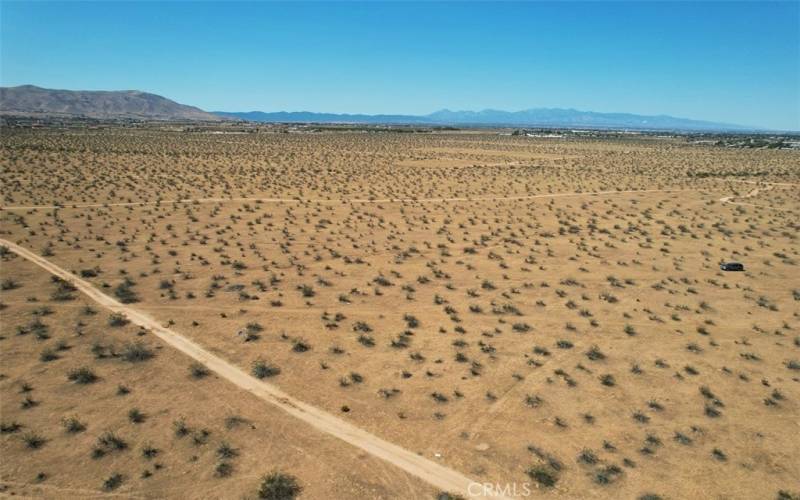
3 181 794 213
0 238 509 499
0 187 694 211
718 179 797 212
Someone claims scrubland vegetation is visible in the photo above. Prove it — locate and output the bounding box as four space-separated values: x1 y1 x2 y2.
1 127 798 498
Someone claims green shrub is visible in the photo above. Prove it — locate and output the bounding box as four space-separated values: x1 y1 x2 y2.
258 471 302 499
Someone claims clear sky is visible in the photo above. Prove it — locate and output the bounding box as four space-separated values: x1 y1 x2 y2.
1 1 798 130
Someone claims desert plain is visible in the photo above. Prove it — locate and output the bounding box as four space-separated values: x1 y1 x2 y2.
1 126 799 499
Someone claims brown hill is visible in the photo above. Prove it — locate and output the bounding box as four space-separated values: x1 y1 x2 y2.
0 85 222 121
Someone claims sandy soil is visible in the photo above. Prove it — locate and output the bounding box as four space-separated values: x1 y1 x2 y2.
2 128 799 499
0 237 495 499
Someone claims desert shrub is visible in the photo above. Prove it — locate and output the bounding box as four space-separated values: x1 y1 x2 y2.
39 348 59 362
352 321 372 332
189 362 210 379
373 275 394 287
674 432 692 445
403 314 419 328
21 395 38 409
128 408 146 423
391 333 411 348
246 322 264 333
120 342 154 363
357 334 375 347
431 392 449 403
142 443 159 459
102 473 123 491
577 449 598 464
51 286 76 302
108 313 129 327
173 418 190 437
91 342 110 359
114 279 139 304
1 279 19 290
527 465 558 487
292 339 310 353
215 461 234 477
61 416 86 433
80 268 100 278
217 442 238 459
67 367 98 384
97 431 127 451
224 415 248 430
22 432 46 449
586 345 606 361
437 493 466 500
1 421 22 434
257 471 302 500
595 464 624 485
525 394 543 408
252 359 280 379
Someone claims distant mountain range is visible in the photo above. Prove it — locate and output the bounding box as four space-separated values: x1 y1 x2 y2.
1 85 755 131
0 85 221 121
212 110 431 125
215 108 752 131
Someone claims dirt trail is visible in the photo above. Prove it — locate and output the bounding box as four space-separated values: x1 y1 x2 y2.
1 187 695 211
718 180 797 212
0 238 508 500
2 179 796 213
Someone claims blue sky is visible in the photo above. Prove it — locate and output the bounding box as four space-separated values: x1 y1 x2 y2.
1 1 798 130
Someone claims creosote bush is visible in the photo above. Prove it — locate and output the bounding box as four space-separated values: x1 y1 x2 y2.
252 359 280 379
258 471 302 500
67 367 98 384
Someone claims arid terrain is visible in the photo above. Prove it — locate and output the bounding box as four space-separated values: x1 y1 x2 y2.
1 126 799 499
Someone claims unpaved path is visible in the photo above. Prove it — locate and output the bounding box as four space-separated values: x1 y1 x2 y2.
718 180 798 212
0 238 508 499
2 180 795 213
0 187 695 211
